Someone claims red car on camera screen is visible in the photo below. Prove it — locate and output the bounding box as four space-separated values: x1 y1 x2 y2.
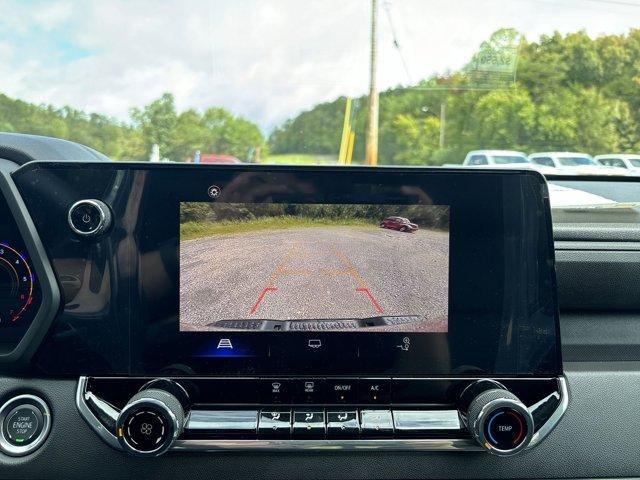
379 216 419 233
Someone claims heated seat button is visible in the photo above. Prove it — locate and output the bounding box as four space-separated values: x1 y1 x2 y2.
258 410 292 437
360 410 394 436
3 406 43 446
292 411 325 437
326 411 359 437
484 408 527 451
326 379 357 404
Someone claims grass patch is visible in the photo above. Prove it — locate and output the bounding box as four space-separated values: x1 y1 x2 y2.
181 216 376 240
260 154 337 165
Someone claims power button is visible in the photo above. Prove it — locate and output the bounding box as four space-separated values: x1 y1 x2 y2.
68 199 112 237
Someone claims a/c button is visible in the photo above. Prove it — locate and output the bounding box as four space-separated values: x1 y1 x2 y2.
359 379 390 403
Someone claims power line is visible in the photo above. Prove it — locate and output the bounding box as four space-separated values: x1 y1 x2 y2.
382 0 412 84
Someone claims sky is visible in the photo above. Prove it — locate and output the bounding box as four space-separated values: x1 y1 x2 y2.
0 0 639 132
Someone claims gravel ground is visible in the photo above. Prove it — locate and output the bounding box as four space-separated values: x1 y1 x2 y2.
180 226 448 332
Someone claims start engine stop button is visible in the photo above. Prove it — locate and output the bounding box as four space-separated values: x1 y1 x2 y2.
3 405 43 446
0 395 51 456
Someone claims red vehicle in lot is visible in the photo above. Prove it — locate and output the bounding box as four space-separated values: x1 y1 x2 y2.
198 154 243 164
379 216 419 233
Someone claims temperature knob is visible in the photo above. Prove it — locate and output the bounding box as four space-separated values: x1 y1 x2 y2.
459 380 534 456
116 380 189 457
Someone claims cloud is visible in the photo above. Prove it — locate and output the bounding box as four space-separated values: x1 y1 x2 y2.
0 41 11 61
0 0 639 132
32 1 74 30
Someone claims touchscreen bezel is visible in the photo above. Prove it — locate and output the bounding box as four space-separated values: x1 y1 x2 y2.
13 163 562 377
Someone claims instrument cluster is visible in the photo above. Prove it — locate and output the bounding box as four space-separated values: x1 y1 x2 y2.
0 192 41 349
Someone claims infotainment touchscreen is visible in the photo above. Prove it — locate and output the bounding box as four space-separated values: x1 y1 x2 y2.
12 163 561 376
179 202 449 332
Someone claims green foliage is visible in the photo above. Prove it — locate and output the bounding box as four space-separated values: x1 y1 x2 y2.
0 92 265 162
269 99 348 155
390 114 441 165
0 94 147 160
180 200 450 240
130 92 177 155
465 89 535 150
130 94 265 161
180 216 376 240
270 28 640 165
180 202 450 234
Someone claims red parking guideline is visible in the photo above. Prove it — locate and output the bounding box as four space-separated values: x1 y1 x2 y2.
250 287 278 314
356 287 384 314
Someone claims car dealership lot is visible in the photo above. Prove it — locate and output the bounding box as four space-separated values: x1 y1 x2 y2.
180 226 449 332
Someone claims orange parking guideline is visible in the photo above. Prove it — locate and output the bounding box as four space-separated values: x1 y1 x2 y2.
249 242 384 315
334 249 384 313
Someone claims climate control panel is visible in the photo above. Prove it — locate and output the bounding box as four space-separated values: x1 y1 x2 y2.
78 376 567 457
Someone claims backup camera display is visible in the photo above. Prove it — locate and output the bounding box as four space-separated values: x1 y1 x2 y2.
179 202 449 332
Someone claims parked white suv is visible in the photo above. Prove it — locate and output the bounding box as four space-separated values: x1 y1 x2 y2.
594 154 640 171
462 150 530 167
528 152 610 174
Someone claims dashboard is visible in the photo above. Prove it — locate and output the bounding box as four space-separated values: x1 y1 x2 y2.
0 134 637 480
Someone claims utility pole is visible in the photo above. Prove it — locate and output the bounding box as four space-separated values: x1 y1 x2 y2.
439 102 446 149
365 0 379 166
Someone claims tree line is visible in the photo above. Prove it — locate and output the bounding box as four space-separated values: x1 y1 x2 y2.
0 92 264 161
270 28 640 165
181 202 449 230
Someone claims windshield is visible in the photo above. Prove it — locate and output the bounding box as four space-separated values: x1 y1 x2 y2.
549 179 640 225
630 159 640 168
1 0 639 174
491 156 528 164
558 157 596 167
